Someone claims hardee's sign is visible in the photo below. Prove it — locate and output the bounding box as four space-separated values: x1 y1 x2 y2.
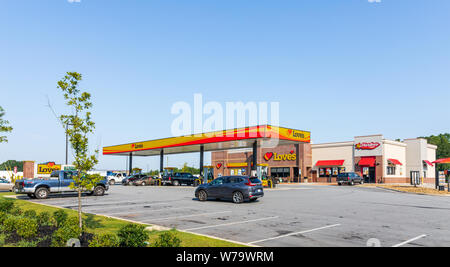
264 151 297 162
355 142 381 150
37 162 61 175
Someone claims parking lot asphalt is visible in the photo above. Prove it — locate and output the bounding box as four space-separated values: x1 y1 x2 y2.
22 184 450 247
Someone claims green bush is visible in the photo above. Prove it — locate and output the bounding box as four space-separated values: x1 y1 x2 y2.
23 210 37 219
37 211 52 226
0 199 15 213
51 223 81 247
89 233 120 247
9 207 22 216
16 239 39 247
53 210 68 227
153 231 181 247
0 233 6 247
16 217 38 239
117 224 149 247
0 211 7 224
3 216 20 232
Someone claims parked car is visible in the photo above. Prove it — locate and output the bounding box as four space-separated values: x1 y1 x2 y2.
163 172 198 186
133 176 158 186
107 172 127 185
195 176 264 204
14 170 109 199
122 174 146 186
0 179 14 192
337 172 364 186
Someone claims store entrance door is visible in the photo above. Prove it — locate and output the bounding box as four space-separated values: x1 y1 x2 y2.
362 167 376 184
293 167 300 183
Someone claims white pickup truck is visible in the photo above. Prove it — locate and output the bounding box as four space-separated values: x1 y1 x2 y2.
107 173 127 185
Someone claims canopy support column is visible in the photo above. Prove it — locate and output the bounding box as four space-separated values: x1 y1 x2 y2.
160 150 164 176
200 145 205 183
128 153 133 176
252 141 258 172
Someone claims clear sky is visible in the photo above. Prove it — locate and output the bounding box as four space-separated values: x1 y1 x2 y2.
1 0 449 171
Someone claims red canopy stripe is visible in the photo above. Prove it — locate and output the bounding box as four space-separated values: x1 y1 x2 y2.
423 160 434 167
358 157 376 167
388 158 403 166
433 158 450 164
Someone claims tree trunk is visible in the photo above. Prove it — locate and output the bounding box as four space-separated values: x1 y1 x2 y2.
78 188 82 236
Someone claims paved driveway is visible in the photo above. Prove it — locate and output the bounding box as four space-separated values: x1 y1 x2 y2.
24 184 450 247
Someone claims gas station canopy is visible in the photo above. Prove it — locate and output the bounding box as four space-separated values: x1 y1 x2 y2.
103 125 310 157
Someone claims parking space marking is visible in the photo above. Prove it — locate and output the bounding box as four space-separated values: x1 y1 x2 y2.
248 224 341 244
105 206 197 216
183 216 280 231
392 234 427 247
145 211 232 222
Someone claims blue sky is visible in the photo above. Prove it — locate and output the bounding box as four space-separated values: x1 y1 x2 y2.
1 0 449 171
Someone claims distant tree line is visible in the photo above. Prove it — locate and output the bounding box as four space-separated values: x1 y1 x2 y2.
0 160 24 172
144 163 201 176
420 133 450 171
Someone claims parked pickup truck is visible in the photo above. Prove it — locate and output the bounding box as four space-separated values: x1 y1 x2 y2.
14 170 109 199
162 172 198 186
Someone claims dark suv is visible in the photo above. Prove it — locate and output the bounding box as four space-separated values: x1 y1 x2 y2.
195 176 264 204
337 172 364 186
163 172 197 186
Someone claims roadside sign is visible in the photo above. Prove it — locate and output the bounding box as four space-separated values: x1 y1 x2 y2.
438 171 446 186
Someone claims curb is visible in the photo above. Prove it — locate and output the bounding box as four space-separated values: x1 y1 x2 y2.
2 194 253 247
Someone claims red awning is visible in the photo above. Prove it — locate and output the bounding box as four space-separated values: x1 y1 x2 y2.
358 157 376 167
315 160 345 166
433 158 450 164
423 160 434 167
388 158 403 166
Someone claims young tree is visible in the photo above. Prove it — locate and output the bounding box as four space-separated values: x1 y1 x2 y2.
58 72 102 233
0 106 13 143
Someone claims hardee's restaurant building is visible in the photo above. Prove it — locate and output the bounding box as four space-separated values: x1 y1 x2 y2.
212 129 312 183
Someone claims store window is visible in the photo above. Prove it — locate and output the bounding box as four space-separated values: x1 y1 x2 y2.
271 167 290 178
387 166 396 175
319 167 344 177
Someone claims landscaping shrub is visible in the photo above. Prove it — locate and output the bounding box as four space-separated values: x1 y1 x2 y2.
0 233 6 247
9 207 22 216
53 209 68 227
89 233 120 247
16 217 38 239
16 239 39 247
51 223 81 247
117 224 149 247
23 210 37 219
36 211 52 226
0 199 15 213
3 216 20 232
153 231 181 247
0 211 7 224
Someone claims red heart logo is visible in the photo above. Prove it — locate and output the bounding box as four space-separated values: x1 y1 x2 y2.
216 163 222 169
288 129 293 135
264 152 274 161
48 162 55 167
131 144 135 148
290 150 295 154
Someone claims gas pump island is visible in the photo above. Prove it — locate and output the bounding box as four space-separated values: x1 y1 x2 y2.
103 125 311 185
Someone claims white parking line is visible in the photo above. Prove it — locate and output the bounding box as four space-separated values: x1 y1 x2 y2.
248 224 341 244
183 216 280 231
105 206 196 216
145 211 232 221
392 234 427 247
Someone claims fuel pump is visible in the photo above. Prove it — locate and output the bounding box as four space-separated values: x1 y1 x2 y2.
257 164 275 188
162 167 175 186
204 166 215 183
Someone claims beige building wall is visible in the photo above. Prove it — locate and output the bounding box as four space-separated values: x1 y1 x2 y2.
311 142 354 172
383 140 407 178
